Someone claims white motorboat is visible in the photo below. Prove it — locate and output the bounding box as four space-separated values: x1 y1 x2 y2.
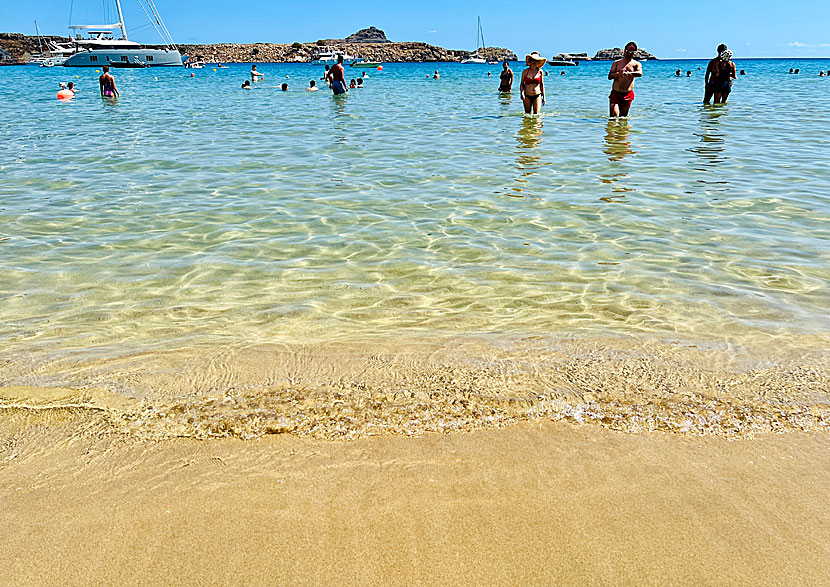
28 20 76 65
311 47 355 65
461 16 488 64
61 0 183 67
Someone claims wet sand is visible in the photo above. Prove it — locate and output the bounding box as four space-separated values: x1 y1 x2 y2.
2 411 829 585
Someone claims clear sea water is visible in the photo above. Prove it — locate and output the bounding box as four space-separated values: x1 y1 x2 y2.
1 59 829 439
3 59 829 352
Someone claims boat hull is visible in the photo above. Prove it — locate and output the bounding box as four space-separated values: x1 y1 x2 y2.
63 48 182 67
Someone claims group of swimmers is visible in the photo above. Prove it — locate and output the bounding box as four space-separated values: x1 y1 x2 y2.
492 42 739 114
494 42 645 116
56 65 119 100
241 56 368 93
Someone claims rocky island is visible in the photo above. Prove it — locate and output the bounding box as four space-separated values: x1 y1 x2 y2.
593 47 657 60
0 27 517 64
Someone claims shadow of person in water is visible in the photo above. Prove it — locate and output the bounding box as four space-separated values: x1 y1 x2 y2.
688 107 730 195
598 119 636 202
503 116 547 199
603 118 636 162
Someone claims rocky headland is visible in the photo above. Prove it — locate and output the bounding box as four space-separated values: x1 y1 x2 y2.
0 27 517 64
593 47 657 60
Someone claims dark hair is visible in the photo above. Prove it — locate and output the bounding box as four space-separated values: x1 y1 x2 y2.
325 65 330 70
102 65 110 72
309 80 315 86
281 83 288 90
503 61 508 66
717 43 727 53
337 54 344 63
625 41 637 51
357 78 363 84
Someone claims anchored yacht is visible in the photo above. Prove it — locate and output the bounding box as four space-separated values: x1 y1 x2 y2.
311 47 355 65
62 0 183 67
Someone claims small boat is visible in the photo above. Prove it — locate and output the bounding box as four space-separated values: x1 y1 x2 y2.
549 60 577 66
185 60 205 69
350 59 381 68
461 16 488 64
40 56 69 67
29 21 75 66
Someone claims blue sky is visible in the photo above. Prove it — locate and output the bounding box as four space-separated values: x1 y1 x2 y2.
3 0 830 59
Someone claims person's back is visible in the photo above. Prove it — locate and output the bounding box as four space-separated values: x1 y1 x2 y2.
330 56 347 94
99 66 118 98
704 44 727 104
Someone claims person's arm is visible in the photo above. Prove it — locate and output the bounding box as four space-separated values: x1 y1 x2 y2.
519 69 526 98
631 61 643 78
731 62 737 80
705 61 714 85
112 78 119 96
540 76 545 104
608 61 619 80
99 76 104 97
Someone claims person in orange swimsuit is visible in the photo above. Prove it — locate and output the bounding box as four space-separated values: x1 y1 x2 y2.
608 41 642 117
520 52 546 114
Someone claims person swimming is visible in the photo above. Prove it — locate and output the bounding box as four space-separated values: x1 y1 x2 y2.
57 81 75 100
307 80 318 91
280 83 288 91
349 79 357 89
520 52 546 114
433 70 440 79
241 80 251 89
99 66 119 98
356 78 364 87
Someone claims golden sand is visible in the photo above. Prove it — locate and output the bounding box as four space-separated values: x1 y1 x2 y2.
1 411 829 585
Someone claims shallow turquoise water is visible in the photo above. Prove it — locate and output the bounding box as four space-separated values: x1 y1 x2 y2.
1 59 829 356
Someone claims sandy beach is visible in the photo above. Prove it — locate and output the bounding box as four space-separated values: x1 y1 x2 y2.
2 407 829 585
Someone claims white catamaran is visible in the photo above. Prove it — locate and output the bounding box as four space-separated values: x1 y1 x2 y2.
62 0 183 67
461 17 487 64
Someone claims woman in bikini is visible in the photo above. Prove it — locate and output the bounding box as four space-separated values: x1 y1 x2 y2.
520 52 546 114
98 66 119 99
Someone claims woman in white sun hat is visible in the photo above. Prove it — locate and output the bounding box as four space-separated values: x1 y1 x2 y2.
520 51 546 114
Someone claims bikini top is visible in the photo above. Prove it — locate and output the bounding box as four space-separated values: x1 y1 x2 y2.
524 70 541 85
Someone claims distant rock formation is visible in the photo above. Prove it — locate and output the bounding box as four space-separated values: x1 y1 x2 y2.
554 53 591 61
593 47 657 60
344 27 391 44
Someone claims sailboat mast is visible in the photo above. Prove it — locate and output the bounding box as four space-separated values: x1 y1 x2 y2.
115 0 129 40
34 20 44 54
